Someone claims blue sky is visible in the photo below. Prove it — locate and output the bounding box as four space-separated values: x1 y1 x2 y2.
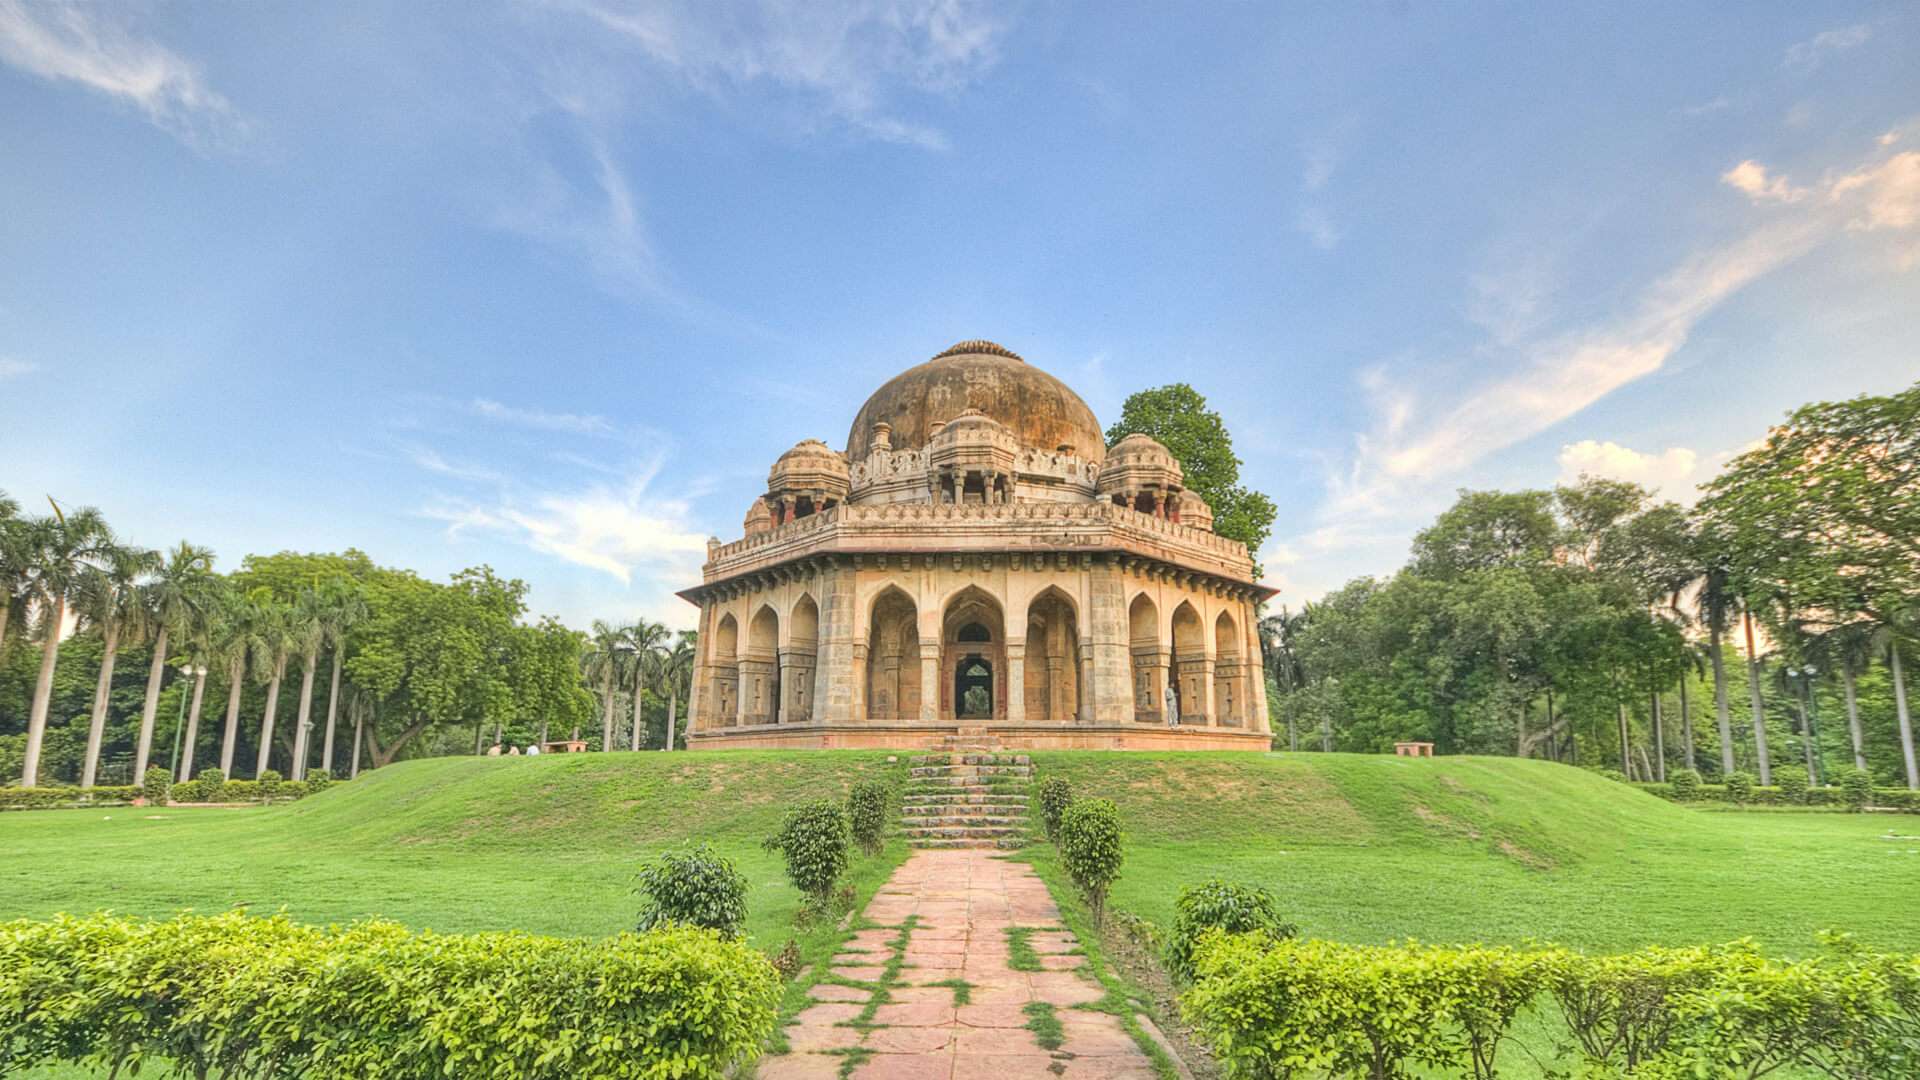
2 2 1917 630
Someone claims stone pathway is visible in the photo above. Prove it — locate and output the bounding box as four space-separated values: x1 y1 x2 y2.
758 848 1162 1079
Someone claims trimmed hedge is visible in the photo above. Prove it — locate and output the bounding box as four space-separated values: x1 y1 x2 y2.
1038 775 1074 842
1164 878 1296 985
846 779 889 855
635 843 749 939
1059 797 1124 922
0 911 780 1080
0 777 342 811
1637 780 1920 812
762 799 851 903
0 786 140 811
1183 932 1920 1080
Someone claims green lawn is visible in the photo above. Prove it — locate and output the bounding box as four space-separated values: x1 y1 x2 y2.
0 750 911 948
1021 751 1920 954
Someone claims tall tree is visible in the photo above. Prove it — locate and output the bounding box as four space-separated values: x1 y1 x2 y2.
209 589 253 776
659 630 696 751
18 501 111 787
1104 383 1278 555
584 619 625 750
316 580 368 774
74 541 159 787
623 619 669 749
174 576 225 781
246 593 295 778
132 542 217 780
287 586 328 780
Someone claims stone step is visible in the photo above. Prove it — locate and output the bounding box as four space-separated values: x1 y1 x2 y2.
908 837 1023 850
909 753 1031 766
908 764 1032 777
902 803 1029 818
907 770 1032 783
902 810 1029 826
903 791 1027 802
902 825 1025 840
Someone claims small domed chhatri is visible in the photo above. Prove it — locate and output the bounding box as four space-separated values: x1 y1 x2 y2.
679 341 1274 751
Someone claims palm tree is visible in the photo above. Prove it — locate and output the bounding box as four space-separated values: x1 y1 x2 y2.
584 619 625 750
623 619 670 749
1258 606 1310 752
74 541 160 787
1681 554 1742 777
287 587 329 780
659 631 696 751
18 500 112 787
132 542 217 780
208 588 254 776
174 578 223 782
1881 625 1919 791
1740 606 1774 786
316 580 367 775
246 593 295 778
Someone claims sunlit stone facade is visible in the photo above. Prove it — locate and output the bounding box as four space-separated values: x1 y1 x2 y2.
680 341 1273 750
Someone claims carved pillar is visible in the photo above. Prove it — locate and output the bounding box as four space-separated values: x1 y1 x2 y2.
1004 640 1026 724
919 642 942 723
1245 601 1271 734
1087 562 1132 724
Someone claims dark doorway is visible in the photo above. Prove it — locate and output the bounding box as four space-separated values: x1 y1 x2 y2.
955 657 993 718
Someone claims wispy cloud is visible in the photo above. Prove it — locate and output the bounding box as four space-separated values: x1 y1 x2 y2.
1318 129 1920 526
558 0 1010 150
403 445 507 485
471 397 616 436
1783 23 1870 72
0 357 37 380
0 1 244 149
1295 207 1341 251
423 461 710 588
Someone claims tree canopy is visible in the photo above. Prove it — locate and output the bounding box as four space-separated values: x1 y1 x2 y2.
1105 383 1278 556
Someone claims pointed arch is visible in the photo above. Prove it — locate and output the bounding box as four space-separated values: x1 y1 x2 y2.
709 612 740 727
1215 609 1244 727
786 594 820 723
742 605 779 724
1171 601 1206 725
1026 586 1081 724
1128 592 1165 723
943 586 1006 721
866 585 920 721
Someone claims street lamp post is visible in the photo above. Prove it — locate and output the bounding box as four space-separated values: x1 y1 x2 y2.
170 664 208 779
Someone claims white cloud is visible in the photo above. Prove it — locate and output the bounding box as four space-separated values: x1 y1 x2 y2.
0 1 243 148
559 0 1009 149
1722 159 1806 204
1783 24 1870 72
404 445 507 485
1295 206 1340 251
471 398 616 436
0 357 37 379
493 125 680 303
424 465 709 588
1556 440 1702 503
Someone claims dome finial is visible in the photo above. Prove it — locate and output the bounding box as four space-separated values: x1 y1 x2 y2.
933 340 1023 363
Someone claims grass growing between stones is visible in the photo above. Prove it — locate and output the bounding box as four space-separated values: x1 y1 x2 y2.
1005 924 1045 971
925 977 973 1004
1022 1001 1065 1050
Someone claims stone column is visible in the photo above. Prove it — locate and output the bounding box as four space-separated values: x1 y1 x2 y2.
816 566 857 724
1245 601 1271 734
1087 562 1133 724
1004 641 1026 724
919 642 942 723
1195 657 1218 726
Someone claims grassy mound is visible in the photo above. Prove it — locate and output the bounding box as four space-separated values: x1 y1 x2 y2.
0 751 906 944
3 750 1913 954
1022 752 1920 952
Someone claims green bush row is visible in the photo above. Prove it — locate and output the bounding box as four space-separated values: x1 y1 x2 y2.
1637 778 1920 811
1183 931 1920 1079
0 775 343 811
0 911 780 1080
0 786 140 810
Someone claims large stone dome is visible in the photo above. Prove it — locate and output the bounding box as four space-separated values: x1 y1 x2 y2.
846 341 1106 465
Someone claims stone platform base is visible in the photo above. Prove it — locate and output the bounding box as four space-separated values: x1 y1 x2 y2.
687 721 1270 752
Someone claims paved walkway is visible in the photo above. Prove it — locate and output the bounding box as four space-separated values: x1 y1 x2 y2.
758 849 1162 1079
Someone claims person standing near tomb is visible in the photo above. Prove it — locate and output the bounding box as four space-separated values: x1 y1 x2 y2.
1164 682 1180 727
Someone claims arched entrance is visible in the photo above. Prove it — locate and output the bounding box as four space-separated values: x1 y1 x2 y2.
1128 594 1164 723
942 587 1005 721
866 587 921 721
1026 587 1081 723
745 606 779 724
710 613 739 727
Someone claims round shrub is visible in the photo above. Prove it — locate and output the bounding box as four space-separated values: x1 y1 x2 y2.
1669 768 1702 802
1777 770 1809 805
1165 878 1297 984
257 769 283 802
140 767 171 806
1839 767 1874 812
762 800 851 903
636 843 749 939
1725 771 1755 805
847 779 889 855
307 770 332 793
1038 776 1073 842
1059 797 1124 921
